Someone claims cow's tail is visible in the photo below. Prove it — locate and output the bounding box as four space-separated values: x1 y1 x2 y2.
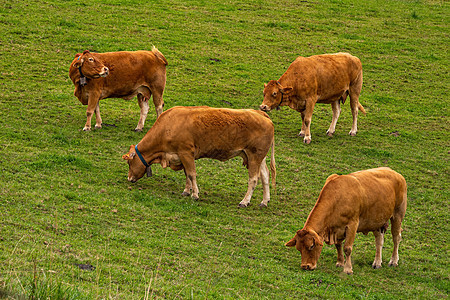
354 67 366 115
152 46 168 66
358 103 367 115
270 139 276 192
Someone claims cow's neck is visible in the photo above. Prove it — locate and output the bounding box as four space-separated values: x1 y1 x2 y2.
303 201 330 237
137 132 164 165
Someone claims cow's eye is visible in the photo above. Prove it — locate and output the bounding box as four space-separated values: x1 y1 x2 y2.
272 92 277 97
88 58 94 62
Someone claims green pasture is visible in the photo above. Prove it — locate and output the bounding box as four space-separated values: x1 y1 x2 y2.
0 0 448 298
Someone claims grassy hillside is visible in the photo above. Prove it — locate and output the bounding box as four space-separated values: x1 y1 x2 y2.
0 0 448 298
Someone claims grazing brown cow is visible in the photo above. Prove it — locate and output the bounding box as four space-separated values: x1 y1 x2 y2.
69 47 168 131
122 106 276 207
286 167 407 274
260 53 366 144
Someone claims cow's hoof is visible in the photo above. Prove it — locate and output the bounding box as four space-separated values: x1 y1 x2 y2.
349 131 357 136
134 128 143 132
259 203 268 208
95 125 102 129
344 269 353 275
238 203 248 208
83 127 91 131
336 262 344 268
372 264 382 269
388 262 398 267
327 131 334 137
303 138 311 144
181 191 190 197
298 132 305 137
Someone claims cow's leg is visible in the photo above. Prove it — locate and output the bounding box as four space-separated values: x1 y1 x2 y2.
298 111 306 137
84 94 100 131
94 102 102 129
152 89 164 119
178 153 199 199
239 160 260 208
135 94 150 132
335 243 345 267
372 229 384 269
348 77 362 136
302 99 315 144
343 223 358 274
388 219 402 267
327 101 341 137
181 169 192 196
389 199 406 267
258 158 270 207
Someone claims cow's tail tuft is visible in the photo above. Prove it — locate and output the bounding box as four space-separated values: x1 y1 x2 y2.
152 46 168 66
358 103 366 115
270 139 276 192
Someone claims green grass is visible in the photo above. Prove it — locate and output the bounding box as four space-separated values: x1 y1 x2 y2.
0 0 449 298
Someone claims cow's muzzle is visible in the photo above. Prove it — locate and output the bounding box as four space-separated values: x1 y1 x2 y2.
260 104 271 112
99 67 109 77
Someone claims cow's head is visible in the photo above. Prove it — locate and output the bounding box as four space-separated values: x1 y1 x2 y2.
122 145 152 183
72 50 109 78
260 80 293 112
285 229 324 271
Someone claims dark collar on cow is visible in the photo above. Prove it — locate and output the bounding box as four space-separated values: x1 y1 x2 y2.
135 144 149 168
135 144 153 177
78 67 87 87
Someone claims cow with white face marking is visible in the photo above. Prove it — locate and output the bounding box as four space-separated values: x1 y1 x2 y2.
122 106 276 208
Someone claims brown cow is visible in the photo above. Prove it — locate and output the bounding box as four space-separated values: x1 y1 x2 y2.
285 167 407 274
260 53 366 144
122 106 276 207
69 47 168 131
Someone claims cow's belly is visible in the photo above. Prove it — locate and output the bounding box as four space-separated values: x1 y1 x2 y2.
104 86 151 100
197 149 243 162
357 212 392 234
317 89 347 104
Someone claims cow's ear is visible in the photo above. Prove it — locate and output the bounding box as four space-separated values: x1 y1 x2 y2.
264 83 267 88
73 56 84 68
285 236 297 247
309 239 315 251
314 234 324 247
122 152 135 160
281 86 293 95
122 146 136 160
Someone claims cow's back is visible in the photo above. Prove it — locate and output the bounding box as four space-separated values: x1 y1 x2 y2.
285 53 362 99
95 50 166 83
351 167 407 206
308 167 406 233
151 106 274 158
348 168 406 232
286 53 362 81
